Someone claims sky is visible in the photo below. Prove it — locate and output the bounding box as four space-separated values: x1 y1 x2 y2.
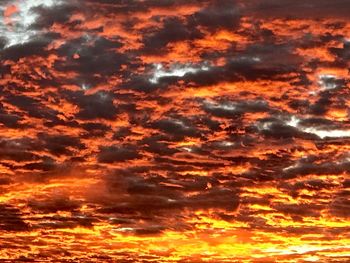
0 0 350 262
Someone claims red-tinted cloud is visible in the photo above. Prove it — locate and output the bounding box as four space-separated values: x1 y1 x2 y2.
0 0 349 262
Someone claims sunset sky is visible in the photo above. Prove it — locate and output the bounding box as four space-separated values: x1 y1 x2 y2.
0 0 350 262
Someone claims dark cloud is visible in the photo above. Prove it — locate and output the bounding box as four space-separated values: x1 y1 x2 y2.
282 160 350 180
22 156 58 172
4 94 60 123
148 43 303 88
141 136 179 155
0 102 23 128
28 197 80 213
1 33 58 61
0 138 39 162
98 145 140 163
63 90 118 120
257 118 318 140
31 3 79 30
329 191 350 218
142 17 202 54
55 36 127 85
244 0 350 20
190 0 240 31
150 118 202 140
81 122 111 137
203 100 270 118
98 171 239 230
38 133 85 156
0 204 29 231
272 203 323 218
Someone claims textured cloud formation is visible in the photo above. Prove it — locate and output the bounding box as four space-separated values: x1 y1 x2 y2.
0 0 350 262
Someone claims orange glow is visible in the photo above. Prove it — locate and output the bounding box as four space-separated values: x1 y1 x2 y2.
0 0 349 262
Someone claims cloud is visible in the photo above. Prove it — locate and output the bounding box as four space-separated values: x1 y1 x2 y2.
142 17 203 54
0 0 65 47
190 0 240 31
0 204 29 231
98 145 140 163
0 0 349 261
244 0 350 20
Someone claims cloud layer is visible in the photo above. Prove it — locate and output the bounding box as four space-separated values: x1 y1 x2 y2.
0 0 349 262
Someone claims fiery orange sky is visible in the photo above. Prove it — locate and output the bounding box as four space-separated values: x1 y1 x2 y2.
0 0 350 262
